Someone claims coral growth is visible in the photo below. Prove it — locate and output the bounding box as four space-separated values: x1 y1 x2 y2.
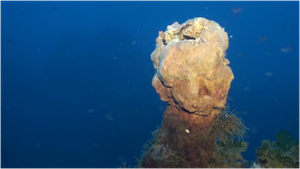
141 17 237 167
139 17 240 167
138 106 248 168
135 17 252 167
208 106 249 168
129 16 299 169
256 130 299 168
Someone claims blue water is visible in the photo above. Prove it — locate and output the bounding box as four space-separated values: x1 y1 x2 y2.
2 1 299 168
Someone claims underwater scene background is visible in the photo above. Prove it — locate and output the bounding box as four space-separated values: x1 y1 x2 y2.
1 1 299 168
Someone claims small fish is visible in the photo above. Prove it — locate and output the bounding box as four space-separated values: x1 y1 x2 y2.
6 40 14 45
88 108 96 113
265 72 273 76
258 36 267 43
241 111 248 115
227 96 233 101
280 46 292 53
232 7 242 14
264 52 272 56
105 113 114 120
52 6 57 11
244 86 251 91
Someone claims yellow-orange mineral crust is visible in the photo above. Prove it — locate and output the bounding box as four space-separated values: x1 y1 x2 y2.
151 17 233 117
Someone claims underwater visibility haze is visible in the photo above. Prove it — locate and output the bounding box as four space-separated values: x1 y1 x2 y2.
1 1 299 168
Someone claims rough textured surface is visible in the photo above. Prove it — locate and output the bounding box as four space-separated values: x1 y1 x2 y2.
151 17 233 117
142 17 235 167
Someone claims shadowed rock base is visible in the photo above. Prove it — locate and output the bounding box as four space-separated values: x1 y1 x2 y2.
143 106 216 167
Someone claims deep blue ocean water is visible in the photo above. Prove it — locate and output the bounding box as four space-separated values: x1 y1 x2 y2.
1 1 299 168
